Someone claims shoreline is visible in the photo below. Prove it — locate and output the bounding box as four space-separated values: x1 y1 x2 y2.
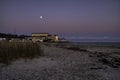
43 42 120 68
0 42 120 80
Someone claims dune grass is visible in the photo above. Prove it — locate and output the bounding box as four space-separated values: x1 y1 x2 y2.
0 42 43 65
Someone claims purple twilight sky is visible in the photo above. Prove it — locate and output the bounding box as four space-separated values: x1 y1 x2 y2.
0 0 120 37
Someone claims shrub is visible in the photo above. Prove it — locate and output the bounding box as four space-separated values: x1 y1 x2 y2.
0 42 43 65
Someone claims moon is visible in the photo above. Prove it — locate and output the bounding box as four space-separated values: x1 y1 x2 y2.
40 16 43 19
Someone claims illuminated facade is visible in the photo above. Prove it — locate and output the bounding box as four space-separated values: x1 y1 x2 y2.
31 33 59 42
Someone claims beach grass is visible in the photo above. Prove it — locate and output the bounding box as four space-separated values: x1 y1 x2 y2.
0 42 43 65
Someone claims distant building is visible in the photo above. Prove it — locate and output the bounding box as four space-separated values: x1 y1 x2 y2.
9 38 22 42
31 33 59 42
9 37 32 42
0 38 6 42
54 35 59 42
32 33 49 42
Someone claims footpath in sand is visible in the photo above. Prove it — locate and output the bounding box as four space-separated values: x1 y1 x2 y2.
0 44 120 80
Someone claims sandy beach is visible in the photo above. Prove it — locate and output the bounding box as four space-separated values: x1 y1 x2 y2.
1 0 120 80
0 43 120 80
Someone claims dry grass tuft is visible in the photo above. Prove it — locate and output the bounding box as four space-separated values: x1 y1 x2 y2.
0 42 43 65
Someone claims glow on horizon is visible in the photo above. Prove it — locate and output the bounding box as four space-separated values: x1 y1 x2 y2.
0 0 120 37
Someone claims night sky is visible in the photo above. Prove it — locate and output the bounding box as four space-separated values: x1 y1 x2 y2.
0 0 120 39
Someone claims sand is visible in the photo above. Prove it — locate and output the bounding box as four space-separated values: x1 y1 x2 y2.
0 43 120 80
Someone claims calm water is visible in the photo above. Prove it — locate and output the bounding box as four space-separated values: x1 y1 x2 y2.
64 37 120 42
62 37 120 47
70 42 120 46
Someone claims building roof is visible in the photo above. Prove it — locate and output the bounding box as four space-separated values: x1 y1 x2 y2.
31 33 50 37
31 33 49 34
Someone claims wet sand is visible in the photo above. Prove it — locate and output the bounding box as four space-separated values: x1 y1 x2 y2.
0 43 120 80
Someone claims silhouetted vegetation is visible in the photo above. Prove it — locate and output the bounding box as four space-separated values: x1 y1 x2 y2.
0 42 43 66
0 33 28 39
66 46 88 52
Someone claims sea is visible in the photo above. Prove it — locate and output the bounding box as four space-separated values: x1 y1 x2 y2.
64 37 120 47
